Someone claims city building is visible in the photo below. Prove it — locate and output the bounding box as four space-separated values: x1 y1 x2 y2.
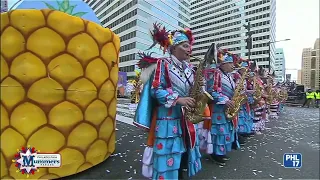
301 38 320 90
84 0 190 78
190 0 276 71
274 48 285 82
297 69 302 84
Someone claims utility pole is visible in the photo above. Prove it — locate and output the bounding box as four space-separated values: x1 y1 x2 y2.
243 22 252 61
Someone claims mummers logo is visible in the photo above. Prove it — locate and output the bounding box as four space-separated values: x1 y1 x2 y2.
12 145 61 177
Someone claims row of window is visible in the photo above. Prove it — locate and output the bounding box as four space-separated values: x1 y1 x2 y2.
248 27 270 37
245 50 270 56
191 1 234 20
120 31 136 42
192 14 241 30
120 42 136 52
245 13 270 22
119 65 135 72
191 7 239 25
119 53 136 63
245 6 270 16
251 20 270 28
113 20 136 34
194 33 241 46
193 20 241 35
102 2 137 25
195 27 241 40
244 0 270 9
252 35 270 42
106 9 137 29
253 42 269 48
98 0 137 20
191 0 231 13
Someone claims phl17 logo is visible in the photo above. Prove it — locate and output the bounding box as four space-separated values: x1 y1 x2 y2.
12 145 61 177
283 153 302 168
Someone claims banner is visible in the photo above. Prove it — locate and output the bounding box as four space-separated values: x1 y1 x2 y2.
1 0 8 13
118 71 127 87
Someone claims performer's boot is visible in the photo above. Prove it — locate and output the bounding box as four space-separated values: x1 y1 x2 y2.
178 168 184 180
210 154 226 166
222 155 230 161
238 135 246 145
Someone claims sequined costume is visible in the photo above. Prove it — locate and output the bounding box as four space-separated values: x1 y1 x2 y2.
200 50 239 158
134 24 202 179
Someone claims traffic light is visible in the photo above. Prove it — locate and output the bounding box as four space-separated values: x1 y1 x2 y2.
246 37 252 49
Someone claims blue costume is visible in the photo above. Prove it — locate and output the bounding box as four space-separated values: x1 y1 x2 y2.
200 49 239 162
234 61 254 135
134 25 201 179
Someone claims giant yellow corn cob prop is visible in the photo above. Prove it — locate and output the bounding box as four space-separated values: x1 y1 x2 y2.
1 9 119 179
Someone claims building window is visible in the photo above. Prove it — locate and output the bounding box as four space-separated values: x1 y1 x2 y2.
311 57 316 69
310 70 316 89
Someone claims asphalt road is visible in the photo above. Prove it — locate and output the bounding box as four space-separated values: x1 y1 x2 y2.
62 103 320 179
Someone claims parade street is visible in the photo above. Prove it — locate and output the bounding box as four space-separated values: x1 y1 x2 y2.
63 99 320 180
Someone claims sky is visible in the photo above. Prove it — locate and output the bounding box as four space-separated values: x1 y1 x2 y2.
6 0 320 80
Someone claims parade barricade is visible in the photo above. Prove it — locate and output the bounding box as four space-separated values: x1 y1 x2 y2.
1 0 119 179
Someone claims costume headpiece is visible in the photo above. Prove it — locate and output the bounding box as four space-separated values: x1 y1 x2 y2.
217 49 234 65
146 22 194 54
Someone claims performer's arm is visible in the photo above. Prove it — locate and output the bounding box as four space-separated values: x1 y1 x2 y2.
150 60 179 108
210 71 229 104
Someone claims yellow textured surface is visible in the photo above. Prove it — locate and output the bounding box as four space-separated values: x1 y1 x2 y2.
85 58 109 87
99 80 115 103
27 77 65 105
67 33 99 65
47 11 85 38
1 77 25 111
1 9 119 179
48 148 85 177
85 140 108 165
10 52 47 85
85 100 108 126
1 152 8 177
77 162 93 173
0 13 9 32
67 123 97 151
27 126 65 153
1 105 9 131
27 28 66 61
66 78 97 108
1 128 26 160
1 56 9 81
10 102 47 139
0 27 25 59
48 54 84 86
49 101 83 133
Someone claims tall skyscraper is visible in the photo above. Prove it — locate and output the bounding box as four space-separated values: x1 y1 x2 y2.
84 0 190 78
190 0 276 71
275 48 285 82
301 38 320 90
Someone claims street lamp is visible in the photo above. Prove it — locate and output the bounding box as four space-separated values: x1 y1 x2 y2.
268 38 291 72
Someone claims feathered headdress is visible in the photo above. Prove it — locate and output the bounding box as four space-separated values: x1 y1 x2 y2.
216 49 234 65
137 52 159 69
147 22 195 54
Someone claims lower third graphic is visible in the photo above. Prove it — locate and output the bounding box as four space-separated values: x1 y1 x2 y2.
12 145 61 177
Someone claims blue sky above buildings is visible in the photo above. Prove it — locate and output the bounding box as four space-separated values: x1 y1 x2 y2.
9 0 101 25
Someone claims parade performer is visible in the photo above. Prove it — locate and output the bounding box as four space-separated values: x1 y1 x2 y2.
133 23 202 179
252 67 267 134
246 64 258 136
201 49 239 166
267 73 279 119
233 59 254 143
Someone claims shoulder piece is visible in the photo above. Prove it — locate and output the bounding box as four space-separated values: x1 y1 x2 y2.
137 52 159 69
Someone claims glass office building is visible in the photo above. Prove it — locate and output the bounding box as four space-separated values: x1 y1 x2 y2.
190 0 276 71
84 0 190 78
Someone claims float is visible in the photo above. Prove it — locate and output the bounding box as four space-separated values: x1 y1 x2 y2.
1 0 119 179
